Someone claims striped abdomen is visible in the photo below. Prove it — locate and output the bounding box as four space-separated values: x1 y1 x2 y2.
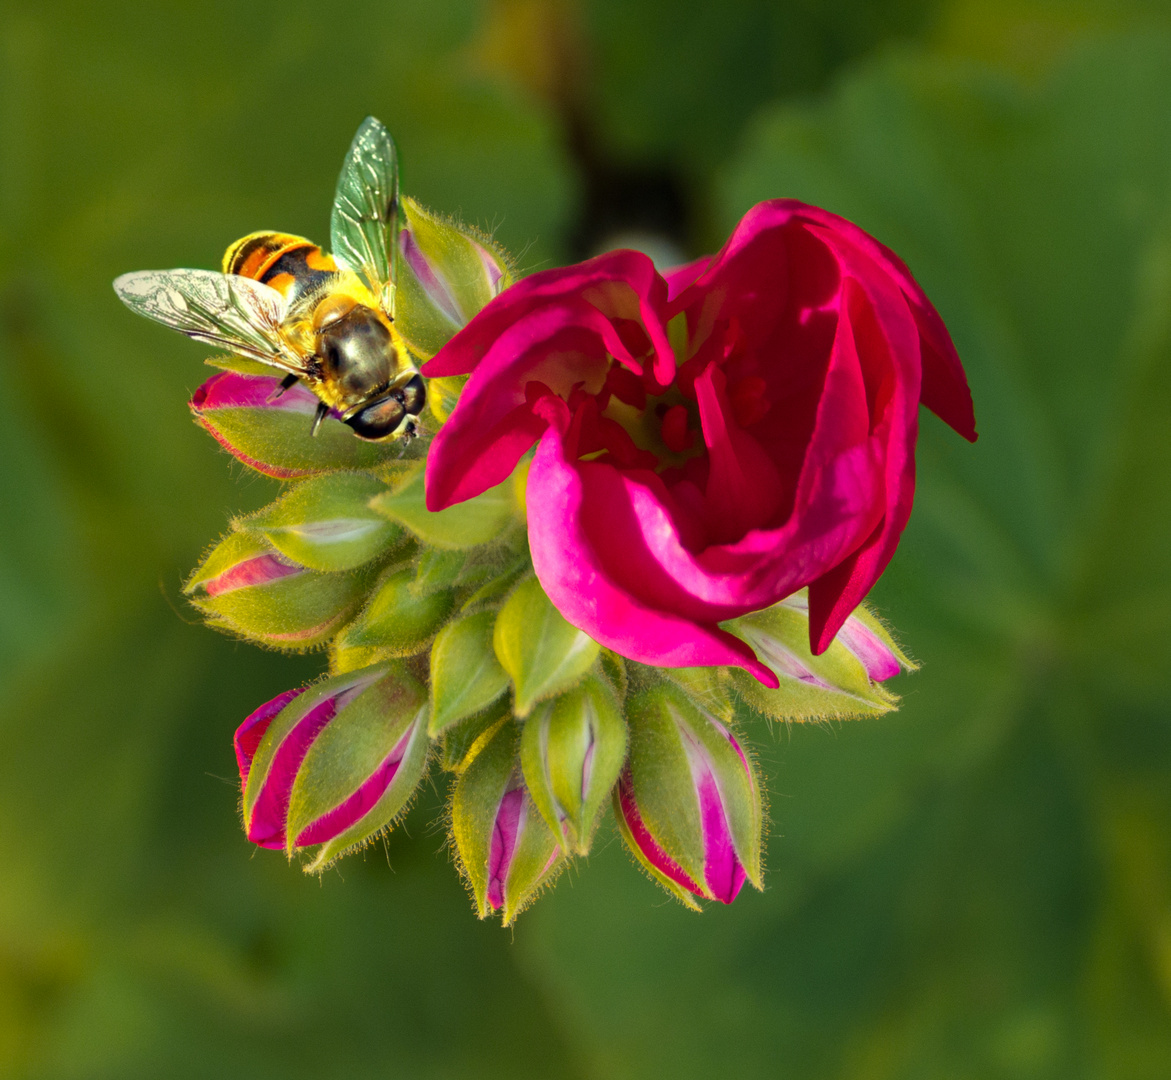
222 231 338 307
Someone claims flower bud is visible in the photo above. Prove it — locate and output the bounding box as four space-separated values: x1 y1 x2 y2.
393 196 513 362
493 577 601 716
334 564 456 657
520 675 627 855
369 462 516 550
726 590 915 721
615 682 762 908
429 610 510 735
234 472 402 572
236 663 430 871
411 547 467 595
439 701 510 773
191 370 412 478
185 531 370 650
330 641 393 675
450 718 563 924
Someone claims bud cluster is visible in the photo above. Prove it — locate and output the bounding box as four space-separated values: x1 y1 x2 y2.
193 385 913 919
159 122 919 925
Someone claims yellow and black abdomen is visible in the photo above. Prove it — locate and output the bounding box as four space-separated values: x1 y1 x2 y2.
223 231 338 306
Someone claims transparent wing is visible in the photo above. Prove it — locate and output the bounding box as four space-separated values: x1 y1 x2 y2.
330 116 400 312
113 269 310 374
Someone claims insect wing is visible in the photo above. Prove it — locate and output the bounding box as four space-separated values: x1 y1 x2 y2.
114 269 308 374
330 116 400 311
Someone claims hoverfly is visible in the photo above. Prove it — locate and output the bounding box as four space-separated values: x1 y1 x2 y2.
115 117 425 440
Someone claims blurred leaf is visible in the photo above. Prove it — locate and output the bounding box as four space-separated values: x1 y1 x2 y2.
580 0 936 175
0 3 576 1076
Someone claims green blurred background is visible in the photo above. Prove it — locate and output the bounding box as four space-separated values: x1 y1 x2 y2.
2 0 1170 1076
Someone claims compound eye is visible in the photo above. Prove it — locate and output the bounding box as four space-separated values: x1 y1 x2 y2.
345 396 406 440
397 374 426 416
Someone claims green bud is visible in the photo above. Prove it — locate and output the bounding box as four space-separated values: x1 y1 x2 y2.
520 676 627 855
234 472 401 573
450 718 563 924
429 610 511 736
335 565 455 657
440 699 511 774
493 577 601 716
394 196 513 361
185 531 369 650
658 665 733 719
412 547 466 596
724 592 908 720
458 553 528 612
599 649 629 703
329 641 394 675
369 463 516 549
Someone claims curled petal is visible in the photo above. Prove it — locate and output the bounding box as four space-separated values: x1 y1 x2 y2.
424 305 622 510
526 427 779 686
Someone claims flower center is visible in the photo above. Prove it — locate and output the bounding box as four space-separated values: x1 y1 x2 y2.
522 310 782 543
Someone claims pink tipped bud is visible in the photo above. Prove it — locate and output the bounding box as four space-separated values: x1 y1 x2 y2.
202 551 303 597
450 719 563 924
392 197 514 363
237 663 430 870
727 590 915 720
190 370 408 477
616 682 762 909
519 676 627 855
185 531 372 650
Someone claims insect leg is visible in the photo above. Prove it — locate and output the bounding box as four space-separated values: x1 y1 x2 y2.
309 400 330 437
266 373 300 402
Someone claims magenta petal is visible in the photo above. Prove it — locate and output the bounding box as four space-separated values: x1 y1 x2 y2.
202 553 302 597
797 236 921 653
617 771 704 898
423 249 669 379
779 201 975 442
664 255 712 300
836 613 903 682
695 364 782 542
246 697 339 849
802 208 976 443
696 768 745 904
486 788 524 911
425 399 550 511
234 688 306 787
425 305 626 511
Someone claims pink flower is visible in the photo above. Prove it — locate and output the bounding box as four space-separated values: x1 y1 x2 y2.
424 200 975 679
